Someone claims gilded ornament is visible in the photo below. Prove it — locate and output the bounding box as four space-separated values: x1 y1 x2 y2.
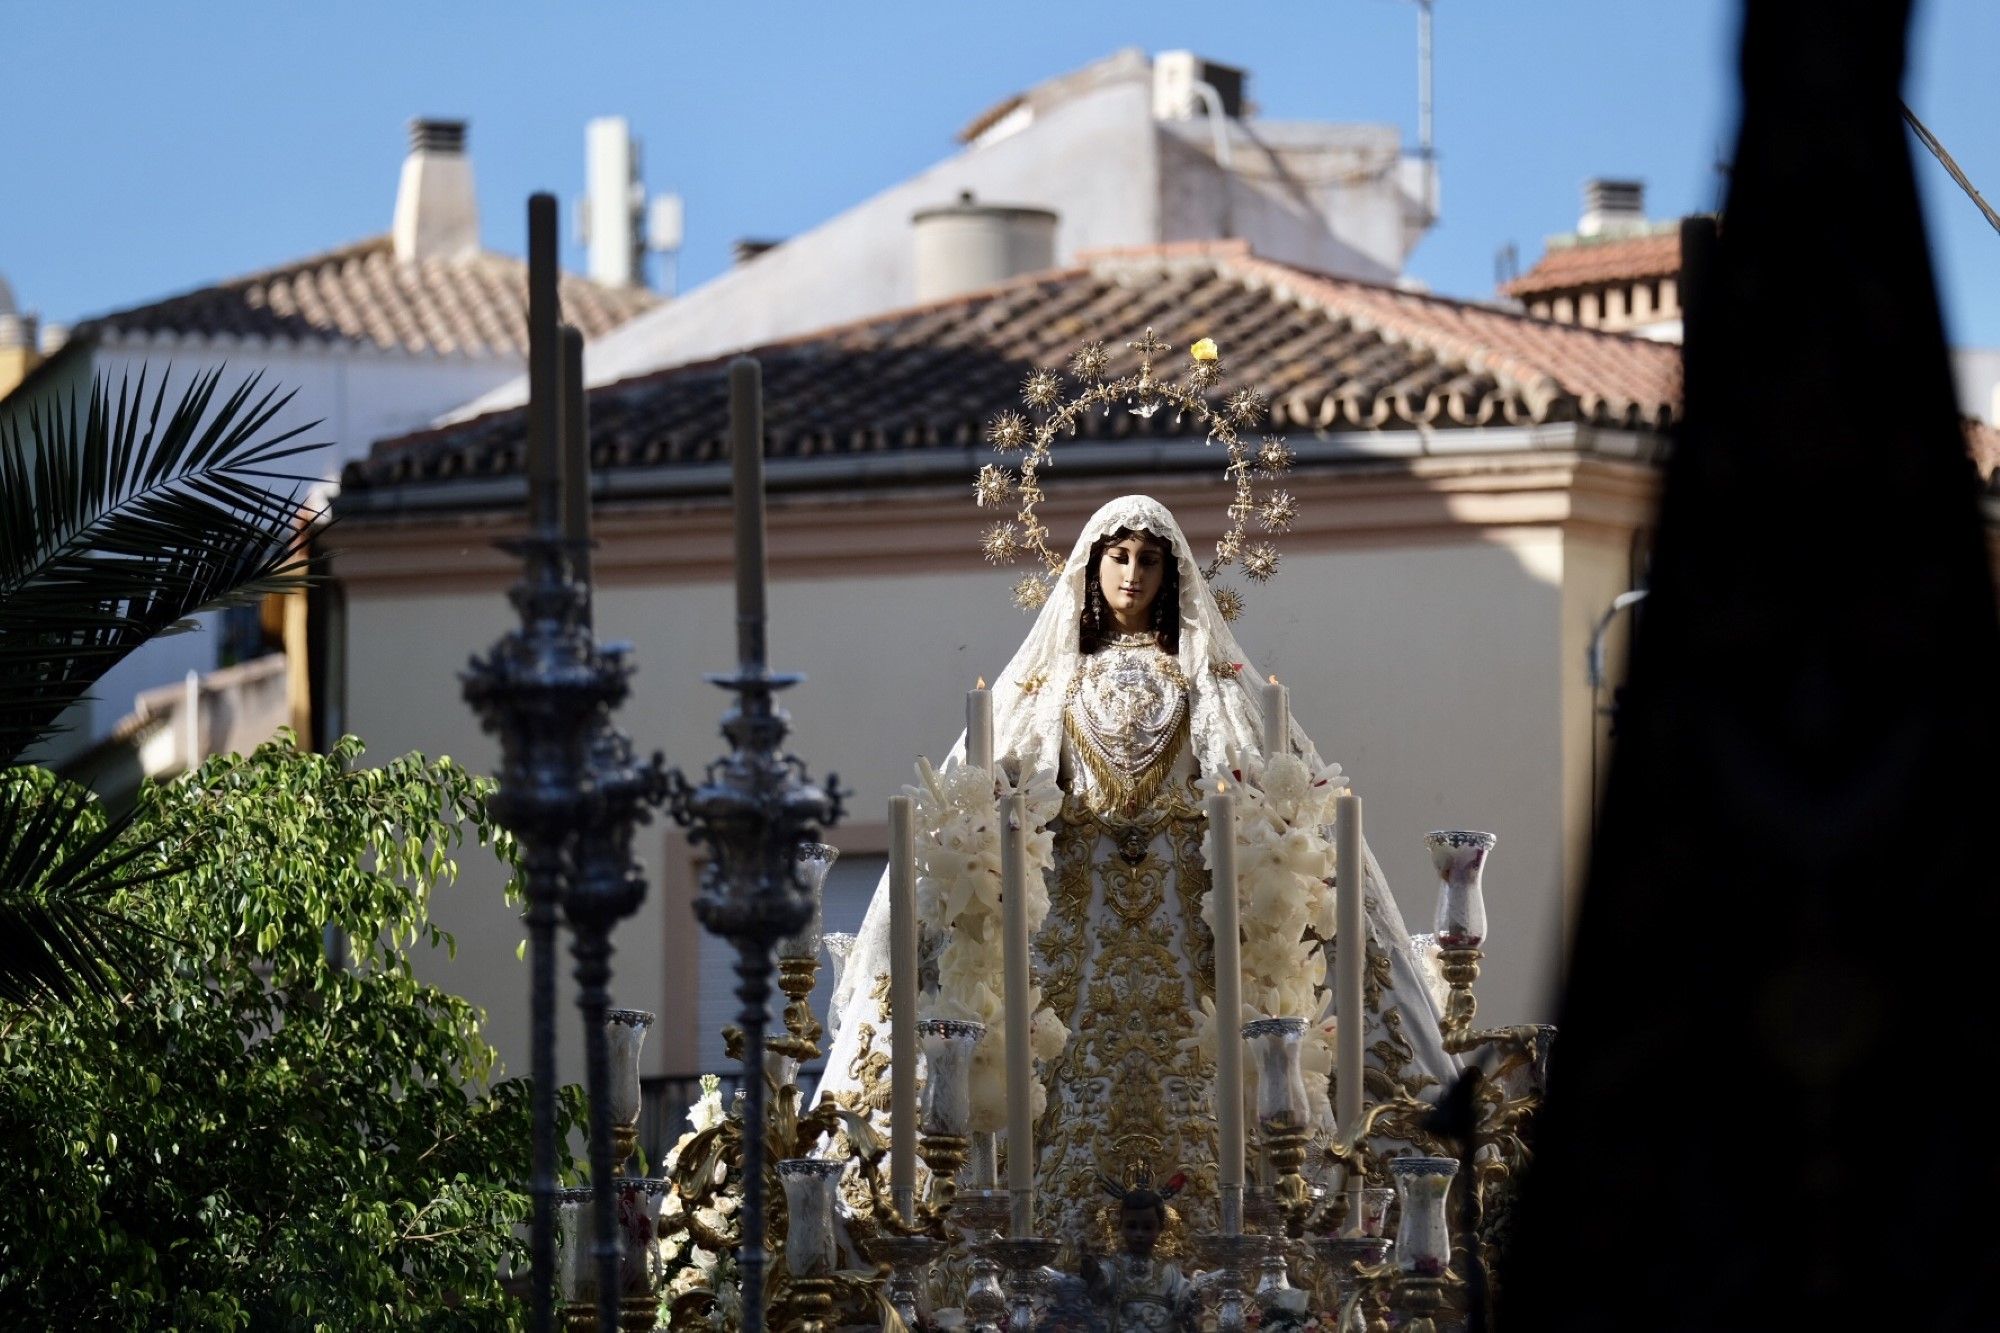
1069 340 1111 381
986 410 1030 452
1224 388 1267 425
1258 491 1298 533
1211 587 1245 622
1012 574 1052 610
973 464 1014 508
1256 436 1296 476
981 522 1022 565
1242 543 1281 583
1022 369 1064 407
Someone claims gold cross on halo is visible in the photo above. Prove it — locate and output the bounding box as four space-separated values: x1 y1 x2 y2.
1126 327 1172 369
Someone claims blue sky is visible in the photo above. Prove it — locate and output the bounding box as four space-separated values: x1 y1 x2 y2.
5 1 1996 346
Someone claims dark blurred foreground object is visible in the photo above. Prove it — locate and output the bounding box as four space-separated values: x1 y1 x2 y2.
1505 0 2000 1326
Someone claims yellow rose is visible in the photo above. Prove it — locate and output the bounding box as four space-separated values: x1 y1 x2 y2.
1191 337 1219 362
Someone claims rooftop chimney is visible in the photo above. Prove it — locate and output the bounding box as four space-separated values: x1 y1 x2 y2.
1578 178 1647 239
392 118 479 263
912 192 1058 303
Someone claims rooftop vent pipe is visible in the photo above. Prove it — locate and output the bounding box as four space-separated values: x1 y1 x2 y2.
911 191 1058 303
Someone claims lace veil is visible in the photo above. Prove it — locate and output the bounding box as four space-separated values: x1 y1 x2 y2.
815 495 1455 1107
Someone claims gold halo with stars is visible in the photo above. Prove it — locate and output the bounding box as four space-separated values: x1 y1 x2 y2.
973 328 1295 619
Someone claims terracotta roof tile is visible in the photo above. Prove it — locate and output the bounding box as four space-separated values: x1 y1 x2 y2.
1501 229 1682 299
79 236 658 358
345 243 1683 494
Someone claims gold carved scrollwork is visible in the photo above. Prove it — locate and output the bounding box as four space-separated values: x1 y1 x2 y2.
1033 791 1218 1240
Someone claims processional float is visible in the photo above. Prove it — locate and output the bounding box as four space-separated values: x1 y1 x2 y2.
474 192 1551 1331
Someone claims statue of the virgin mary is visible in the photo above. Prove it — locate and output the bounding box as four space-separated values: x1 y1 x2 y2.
819 494 1456 1239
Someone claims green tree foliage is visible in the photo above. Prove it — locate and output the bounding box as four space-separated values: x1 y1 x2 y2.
0 733 578 1330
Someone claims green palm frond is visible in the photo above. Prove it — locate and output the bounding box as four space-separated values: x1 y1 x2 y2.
0 366 328 764
0 768 176 1007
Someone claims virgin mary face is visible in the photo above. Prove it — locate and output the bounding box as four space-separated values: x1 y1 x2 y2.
1098 533 1167 628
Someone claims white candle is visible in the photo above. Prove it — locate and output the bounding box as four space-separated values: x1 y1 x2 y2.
1206 781 1245 1233
999 793 1035 1237
888 796 919 1224
967 678 994 772
1262 675 1290 761
728 358 767 667
1335 793 1366 1234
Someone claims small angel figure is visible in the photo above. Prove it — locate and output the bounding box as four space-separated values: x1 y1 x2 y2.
1082 1171 1195 1332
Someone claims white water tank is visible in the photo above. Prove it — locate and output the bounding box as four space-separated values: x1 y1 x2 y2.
912 192 1058 303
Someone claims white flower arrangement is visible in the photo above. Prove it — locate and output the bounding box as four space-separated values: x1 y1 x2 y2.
1192 752 1351 1132
657 1075 740 1326
909 756 1070 1132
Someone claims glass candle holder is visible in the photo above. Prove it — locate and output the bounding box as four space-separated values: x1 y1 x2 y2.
780 841 840 961
1243 1017 1311 1133
764 1046 801 1094
612 1176 671 1295
1423 831 1496 949
1357 1186 1396 1239
778 1159 845 1276
604 1009 654 1139
555 1186 595 1305
917 1018 984 1137
1390 1156 1458 1277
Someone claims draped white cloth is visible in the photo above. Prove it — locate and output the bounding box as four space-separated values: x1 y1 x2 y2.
815 496 1455 1170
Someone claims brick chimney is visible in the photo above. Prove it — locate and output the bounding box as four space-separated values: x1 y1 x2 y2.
392 118 479 263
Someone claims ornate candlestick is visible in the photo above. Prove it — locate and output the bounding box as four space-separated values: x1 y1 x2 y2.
1385 1154 1460 1329
1192 1232 1266 1333
1311 1235 1394 1331
773 844 837 1067
463 193 667 1333
612 1177 671 1331
778 1159 844 1333
868 1234 944 1331
978 1236 1058 1333
1424 831 1494 1054
955 1189 1013 1332
916 1017 982 1211
665 357 842 1333
604 1010 653 1171
556 1186 596 1327
1245 1017 1314 1237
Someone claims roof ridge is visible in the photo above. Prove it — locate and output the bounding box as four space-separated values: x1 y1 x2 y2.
1219 253 1643 410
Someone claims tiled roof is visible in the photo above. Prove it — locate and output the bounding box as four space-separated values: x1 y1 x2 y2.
346 241 1682 494
1501 230 1682 299
77 237 659 358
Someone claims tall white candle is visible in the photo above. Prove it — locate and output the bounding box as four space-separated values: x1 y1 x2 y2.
1206 781 1245 1233
999 793 1035 1237
1262 675 1290 761
888 796 919 1224
967 679 994 772
1335 793 1366 1234
728 358 767 668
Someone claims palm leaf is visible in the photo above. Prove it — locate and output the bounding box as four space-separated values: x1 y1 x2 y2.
0 769 177 1007
0 366 328 763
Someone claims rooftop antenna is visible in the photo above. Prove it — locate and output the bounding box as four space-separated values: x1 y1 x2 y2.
1399 0 1440 227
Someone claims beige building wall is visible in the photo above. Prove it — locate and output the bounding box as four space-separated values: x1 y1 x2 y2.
339 452 1657 1082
